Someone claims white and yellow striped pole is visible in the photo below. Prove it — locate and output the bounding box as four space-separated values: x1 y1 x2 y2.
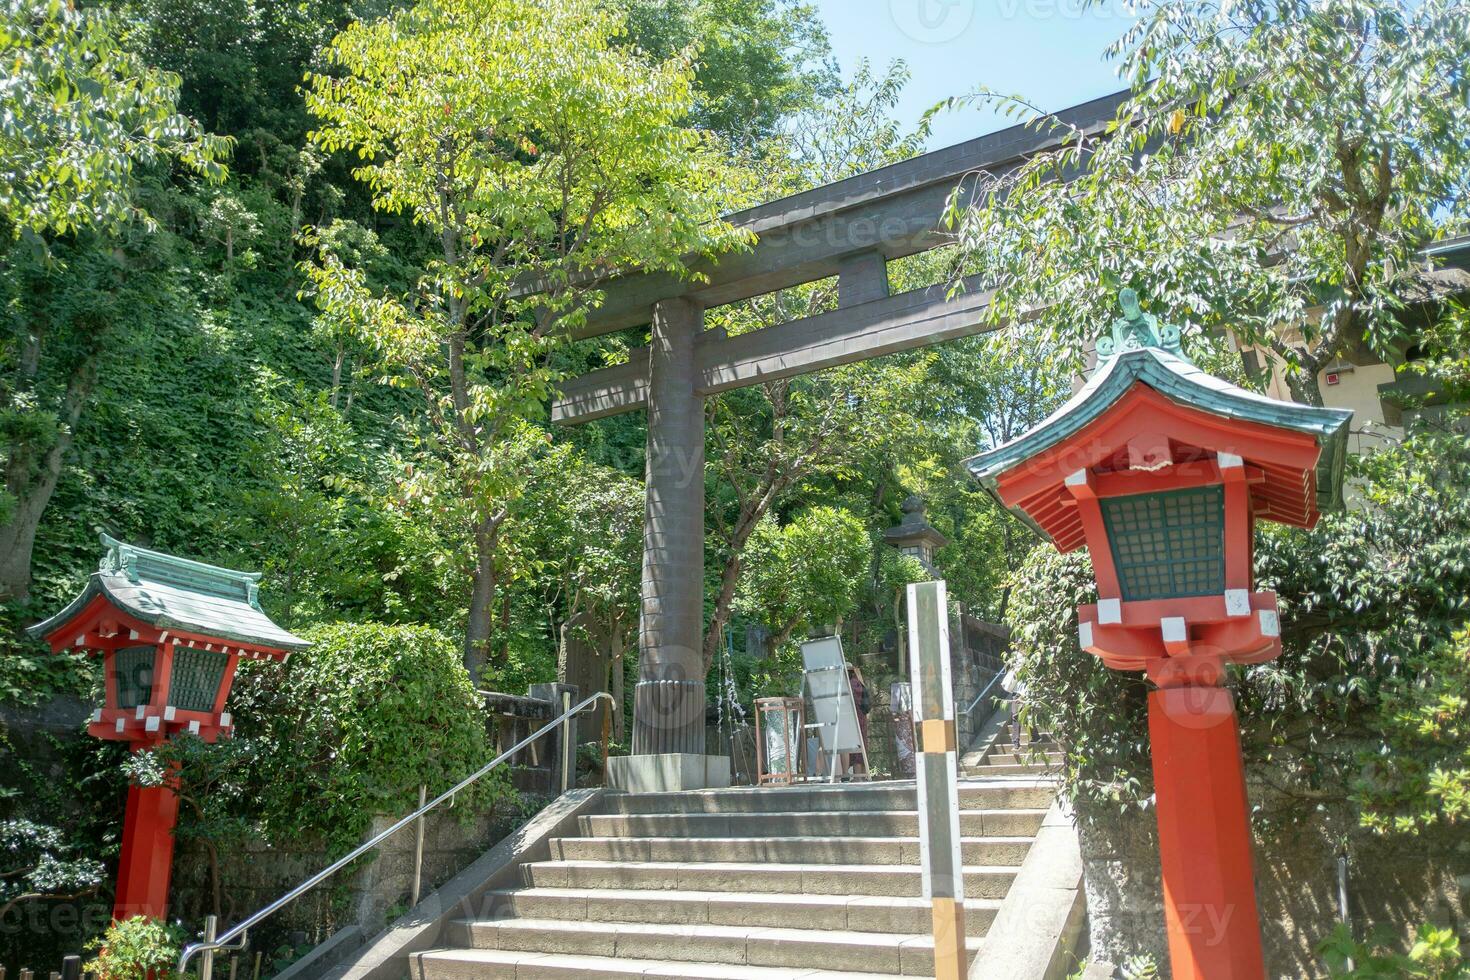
907 580 967 980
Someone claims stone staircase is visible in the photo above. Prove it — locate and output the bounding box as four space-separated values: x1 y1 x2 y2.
410 772 1060 979
962 722 1062 778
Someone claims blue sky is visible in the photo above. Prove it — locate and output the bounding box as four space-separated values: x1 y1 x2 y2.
810 0 1138 150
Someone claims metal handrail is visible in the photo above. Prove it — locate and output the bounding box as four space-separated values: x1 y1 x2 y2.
962 669 1006 720
178 691 614 976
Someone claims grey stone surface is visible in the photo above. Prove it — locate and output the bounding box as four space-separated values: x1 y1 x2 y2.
321 787 604 980
405 776 1060 977
554 272 1001 424
607 752 732 792
632 297 708 756
1075 797 1470 978
836 250 890 308
967 798 1085 980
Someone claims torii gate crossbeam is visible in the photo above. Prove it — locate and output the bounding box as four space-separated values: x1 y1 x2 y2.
556 89 1128 790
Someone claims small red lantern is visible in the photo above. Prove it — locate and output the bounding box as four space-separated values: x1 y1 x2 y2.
968 291 1352 980
30 535 308 922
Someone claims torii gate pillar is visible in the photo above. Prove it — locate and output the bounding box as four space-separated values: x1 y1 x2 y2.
635 297 707 755
609 298 731 790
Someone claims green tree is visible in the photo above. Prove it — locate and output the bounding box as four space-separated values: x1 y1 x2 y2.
700 62 933 671
0 0 229 601
512 451 643 738
944 0 1470 405
735 505 870 650
1354 627 1470 834
301 0 742 682
122 734 255 919
917 327 1068 619
0 817 104 920
621 0 834 148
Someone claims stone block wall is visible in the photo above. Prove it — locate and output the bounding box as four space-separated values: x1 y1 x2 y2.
1077 798 1470 978
170 795 536 955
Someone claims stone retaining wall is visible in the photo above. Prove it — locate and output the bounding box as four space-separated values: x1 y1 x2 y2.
1077 798 1470 977
169 796 540 954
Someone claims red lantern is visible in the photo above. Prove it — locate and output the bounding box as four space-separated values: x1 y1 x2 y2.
968 291 1352 980
30 535 308 922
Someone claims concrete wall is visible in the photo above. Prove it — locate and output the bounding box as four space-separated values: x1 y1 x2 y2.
1076 797 1470 978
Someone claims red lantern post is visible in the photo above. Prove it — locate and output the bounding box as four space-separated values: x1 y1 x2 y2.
29 535 308 921
967 292 1352 980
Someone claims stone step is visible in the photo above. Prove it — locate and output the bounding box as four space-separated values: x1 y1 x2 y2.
481 887 999 937
579 808 1048 839
546 835 1035 867
962 762 1058 776
600 782 1055 814
524 860 1020 899
982 751 1063 767
437 918 982 976
998 725 1054 743
415 946 927 979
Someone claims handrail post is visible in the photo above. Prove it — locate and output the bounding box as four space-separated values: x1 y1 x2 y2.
600 698 611 785
560 691 573 793
200 915 218 980
410 783 427 908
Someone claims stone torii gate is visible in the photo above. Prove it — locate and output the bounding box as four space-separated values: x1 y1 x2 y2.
556 90 1127 792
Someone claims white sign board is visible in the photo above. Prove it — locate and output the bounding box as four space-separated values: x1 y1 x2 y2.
801 636 864 753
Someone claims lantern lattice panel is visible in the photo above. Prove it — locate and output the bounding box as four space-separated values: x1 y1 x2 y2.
169 645 231 712
113 646 156 708
1102 485 1226 600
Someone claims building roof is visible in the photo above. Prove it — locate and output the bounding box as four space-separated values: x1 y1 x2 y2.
29 534 310 652
964 292 1353 541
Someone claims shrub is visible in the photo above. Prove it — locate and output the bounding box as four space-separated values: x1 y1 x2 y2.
83 916 182 980
1319 921 1469 978
230 622 506 853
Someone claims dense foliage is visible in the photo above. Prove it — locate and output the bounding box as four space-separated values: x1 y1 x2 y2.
1321 921 1470 979
0 0 233 604
945 0 1470 404
229 622 501 852
82 916 182 980
0 818 104 920
300 0 745 681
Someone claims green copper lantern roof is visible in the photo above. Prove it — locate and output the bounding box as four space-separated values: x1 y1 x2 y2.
29 534 310 651
965 291 1353 516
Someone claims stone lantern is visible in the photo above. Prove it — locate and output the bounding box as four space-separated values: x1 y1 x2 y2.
29 534 308 921
883 494 947 575
965 291 1352 980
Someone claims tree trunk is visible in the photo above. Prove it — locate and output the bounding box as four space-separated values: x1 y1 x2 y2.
0 361 96 602
1282 361 1326 407
703 552 743 675
329 347 344 410
0 468 57 603
702 481 788 673
463 520 499 686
